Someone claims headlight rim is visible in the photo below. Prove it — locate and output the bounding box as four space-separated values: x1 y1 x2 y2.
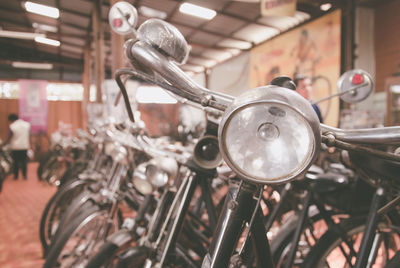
218 97 320 185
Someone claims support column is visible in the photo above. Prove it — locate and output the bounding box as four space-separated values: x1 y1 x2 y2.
82 46 91 130
92 0 104 103
341 0 355 73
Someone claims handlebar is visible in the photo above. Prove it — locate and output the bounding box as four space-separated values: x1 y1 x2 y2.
126 40 233 108
321 124 400 145
118 28 400 165
136 134 191 164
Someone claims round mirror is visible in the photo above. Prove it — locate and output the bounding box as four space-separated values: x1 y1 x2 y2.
337 69 373 103
108 1 138 35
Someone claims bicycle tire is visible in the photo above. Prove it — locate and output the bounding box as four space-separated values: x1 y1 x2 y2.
85 241 149 268
302 219 400 268
37 151 58 181
58 161 88 186
39 178 90 256
385 250 400 268
270 210 335 267
43 201 119 268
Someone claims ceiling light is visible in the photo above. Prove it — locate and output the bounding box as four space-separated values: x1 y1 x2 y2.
32 22 58 33
218 39 252 50
258 11 310 31
179 3 216 20
227 48 241 56
24 1 60 19
320 3 332 11
0 30 45 39
35 36 60 46
202 50 232 62
234 24 280 44
185 71 195 77
139 6 167 19
12 61 53 70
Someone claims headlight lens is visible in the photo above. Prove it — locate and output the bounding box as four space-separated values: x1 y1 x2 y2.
133 157 178 194
219 85 320 184
133 162 153 195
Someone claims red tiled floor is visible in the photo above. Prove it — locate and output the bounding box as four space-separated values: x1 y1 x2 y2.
0 163 57 268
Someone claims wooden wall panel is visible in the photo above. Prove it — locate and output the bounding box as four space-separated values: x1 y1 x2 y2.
47 101 84 135
0 99 83 144
0 99 18 141
138 103 179 138
374 0 400 92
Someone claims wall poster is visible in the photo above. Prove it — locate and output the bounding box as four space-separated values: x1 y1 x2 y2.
249 10 341 126
18 80 48 133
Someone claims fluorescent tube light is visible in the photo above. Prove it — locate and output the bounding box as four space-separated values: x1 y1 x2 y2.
32 22 58 33
179 3 216 20
24 1 60 19
139 6 167 19
0 30 45 39
320 3 332 11
35 36 60 46
12 61 53 70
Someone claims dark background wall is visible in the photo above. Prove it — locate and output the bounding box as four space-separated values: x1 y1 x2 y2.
374 0 400 92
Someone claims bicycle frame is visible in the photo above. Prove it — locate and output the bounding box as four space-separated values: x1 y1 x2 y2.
202 179 274 268
141 163 220 267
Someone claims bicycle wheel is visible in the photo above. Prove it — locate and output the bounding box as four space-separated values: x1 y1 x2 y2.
270 210 345 268
58 161 88 186
85 241 148 268
39 178 91 256
43 201 120 268
37 151 57 181
40 156 65 186
385 250 400 268
302 219 400 268
85 241 199 268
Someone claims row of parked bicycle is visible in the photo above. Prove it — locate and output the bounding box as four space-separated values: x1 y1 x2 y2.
37 109 400 268
36 2 400 267
0 139 13 192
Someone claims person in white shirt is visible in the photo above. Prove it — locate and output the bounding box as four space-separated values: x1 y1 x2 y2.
5 114 31 180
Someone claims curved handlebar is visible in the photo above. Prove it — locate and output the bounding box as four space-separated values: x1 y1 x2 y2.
127 40 233 109
119 32 400 164
321 124 400 145
136 135 191 164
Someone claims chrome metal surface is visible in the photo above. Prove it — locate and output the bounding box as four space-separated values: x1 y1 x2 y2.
127 41 234 108
321 124 400 145
337 69 374 103
219 85 321 184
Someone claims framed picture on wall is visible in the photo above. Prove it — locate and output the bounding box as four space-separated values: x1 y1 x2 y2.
249 10 341 127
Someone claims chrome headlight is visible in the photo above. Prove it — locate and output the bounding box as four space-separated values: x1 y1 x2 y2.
104 141 127 163
133 157 178 194
133 162 153 195
218 85 320 184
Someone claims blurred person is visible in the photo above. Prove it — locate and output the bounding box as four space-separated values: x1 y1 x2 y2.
293 74 323 123
4 113 31 180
